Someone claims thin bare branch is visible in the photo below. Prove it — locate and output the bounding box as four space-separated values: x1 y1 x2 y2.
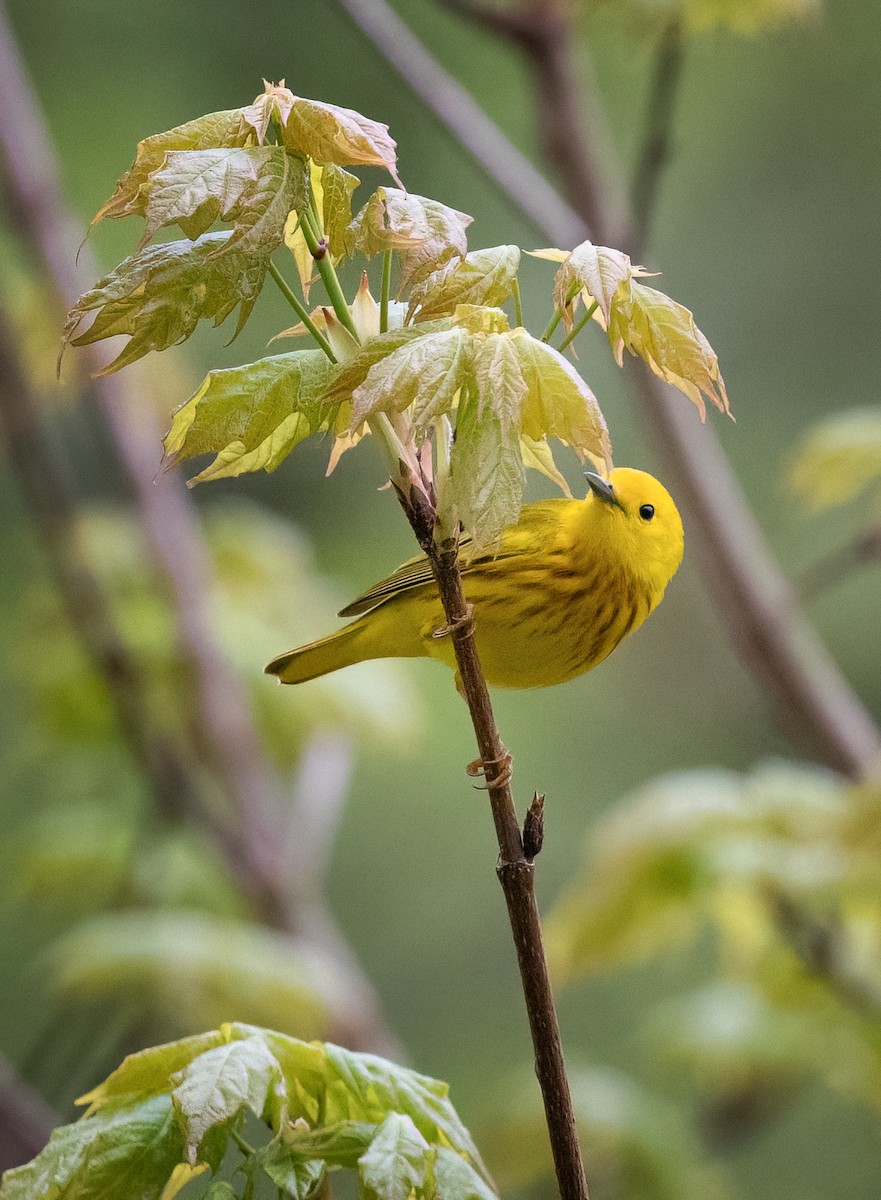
631 16 685 254
336 0 588 247
345 0 881 780
797 525 881 601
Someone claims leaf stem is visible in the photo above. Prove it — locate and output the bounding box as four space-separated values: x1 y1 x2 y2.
230 1127 257 1157
557 300 598 354
301 204 360 341
541 283 580 344
380 249 393 334
511 275 524 328
268 261 337 362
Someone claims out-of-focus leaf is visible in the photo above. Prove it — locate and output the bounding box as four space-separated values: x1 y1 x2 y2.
61 233 268 374
0 1095 185 1200
510 331 612 471
651 981 817 1095
484 1067 725 1200
408 246 520 321
623 0 820 34
48 910 338 1040
140 145 308 256
172 1036 282 1162
546 763 852 982
350 327 472 429
11 801 132 909
162 349 336 485
92 110 254 226
608 281 730 420
788 407 881 512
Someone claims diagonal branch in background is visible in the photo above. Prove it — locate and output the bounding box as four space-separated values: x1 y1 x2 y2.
0 1054 59 1171
336 0 881 780
0 0 401 1059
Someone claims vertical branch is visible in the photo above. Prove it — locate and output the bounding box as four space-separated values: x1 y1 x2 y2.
398 485 588 1200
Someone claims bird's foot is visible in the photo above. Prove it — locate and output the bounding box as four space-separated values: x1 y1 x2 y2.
467 747 514 791
431 602 475 639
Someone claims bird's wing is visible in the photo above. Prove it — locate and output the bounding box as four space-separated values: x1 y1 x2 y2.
337 537 513 617
337 500 570 618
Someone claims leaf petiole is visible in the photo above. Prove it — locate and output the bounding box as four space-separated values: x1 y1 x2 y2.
301 209 360 341
557 300 599 353
540 282 581 343
268 261 336 363
380 249 392 334
511 276 524 329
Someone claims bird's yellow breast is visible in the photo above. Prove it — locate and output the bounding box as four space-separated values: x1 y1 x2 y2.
419 501 660 689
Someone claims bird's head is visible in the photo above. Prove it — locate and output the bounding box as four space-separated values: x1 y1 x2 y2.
583 467 684 590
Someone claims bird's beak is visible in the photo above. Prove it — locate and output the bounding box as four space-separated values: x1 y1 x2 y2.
584 471 622 509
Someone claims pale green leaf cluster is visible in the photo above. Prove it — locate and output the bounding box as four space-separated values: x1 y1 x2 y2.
65 85 731 550
483 1066 725 1200
340 313 610 547
788 406 881 512
546 761 881 1111
0 1025 495 1200
163 350 336 485
541 241 731 420
61 233 269 375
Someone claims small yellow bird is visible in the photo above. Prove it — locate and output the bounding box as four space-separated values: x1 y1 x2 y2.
265 467 684 690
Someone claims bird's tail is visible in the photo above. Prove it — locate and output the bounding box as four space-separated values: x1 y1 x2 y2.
265 622 369 685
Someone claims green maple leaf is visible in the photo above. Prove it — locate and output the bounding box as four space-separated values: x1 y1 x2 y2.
608 281 731 420
91 109 254 226
164 350 336 485
60 232 268 375
281 95 402 186
407 246 520 322
349 187 471 268
140 145 308 256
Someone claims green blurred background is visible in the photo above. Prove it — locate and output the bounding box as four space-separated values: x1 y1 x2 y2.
1 0 880 1196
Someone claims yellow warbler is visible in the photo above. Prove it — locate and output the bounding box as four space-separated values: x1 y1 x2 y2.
266 468 683 690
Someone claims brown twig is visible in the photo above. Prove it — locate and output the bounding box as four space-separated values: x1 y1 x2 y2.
341 0 881 780
398 482 588 1200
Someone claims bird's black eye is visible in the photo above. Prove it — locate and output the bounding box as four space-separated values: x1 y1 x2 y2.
639 504 655 521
